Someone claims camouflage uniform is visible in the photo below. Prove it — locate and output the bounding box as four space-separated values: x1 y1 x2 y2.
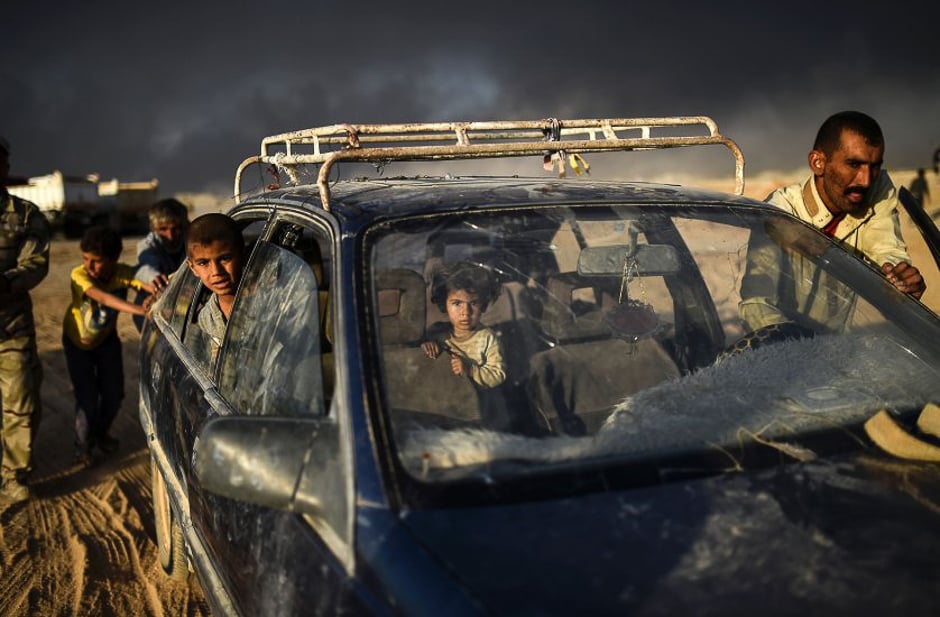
0 189 51 485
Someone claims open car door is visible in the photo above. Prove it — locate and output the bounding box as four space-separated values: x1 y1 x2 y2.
898 186 940 274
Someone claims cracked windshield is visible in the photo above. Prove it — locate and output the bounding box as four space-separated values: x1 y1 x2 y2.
369 204 940 482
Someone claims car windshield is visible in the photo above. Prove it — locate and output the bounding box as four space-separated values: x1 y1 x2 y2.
367 203 940 486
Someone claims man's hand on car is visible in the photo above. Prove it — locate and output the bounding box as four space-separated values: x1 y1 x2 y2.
150 273 170 294
882 261 926 299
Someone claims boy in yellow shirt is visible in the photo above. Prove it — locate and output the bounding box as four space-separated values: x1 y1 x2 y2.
62 226 155 466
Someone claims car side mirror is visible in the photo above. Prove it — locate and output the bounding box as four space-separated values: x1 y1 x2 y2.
194 415 341 519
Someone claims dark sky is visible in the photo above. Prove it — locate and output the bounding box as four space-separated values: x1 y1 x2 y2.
4 1 939 196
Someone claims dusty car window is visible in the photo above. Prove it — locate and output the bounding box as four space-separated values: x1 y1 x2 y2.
674 217 750 345
272 222 335 399
218 241 326 417
367 205 940 484
150 262 199 338
149 263 222 378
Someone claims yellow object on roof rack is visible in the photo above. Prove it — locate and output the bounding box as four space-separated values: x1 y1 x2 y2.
234 116 746 209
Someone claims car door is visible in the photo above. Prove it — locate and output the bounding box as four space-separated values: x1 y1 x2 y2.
189 214 355 615
898 186 940 283
141 260 202 489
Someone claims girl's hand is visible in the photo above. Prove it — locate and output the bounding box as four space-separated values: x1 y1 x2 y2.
421 341 440 359
450 354 466 376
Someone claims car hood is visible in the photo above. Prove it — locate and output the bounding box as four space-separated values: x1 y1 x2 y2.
400 455 940 616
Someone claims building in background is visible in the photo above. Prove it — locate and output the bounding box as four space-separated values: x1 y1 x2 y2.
5 171 158 237
98 177 160 234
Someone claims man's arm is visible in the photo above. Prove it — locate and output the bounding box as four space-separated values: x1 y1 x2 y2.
738 231 791 331
134 248 164 294
0 202 51 295
864 184 925 299
861 198 912 267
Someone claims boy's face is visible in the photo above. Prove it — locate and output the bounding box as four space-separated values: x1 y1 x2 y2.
82 252 117 283
445 289 483 337
153 218 187 252
187 240 245 298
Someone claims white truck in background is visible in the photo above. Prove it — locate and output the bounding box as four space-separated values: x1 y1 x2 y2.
98 177 160 235
7 170 159 237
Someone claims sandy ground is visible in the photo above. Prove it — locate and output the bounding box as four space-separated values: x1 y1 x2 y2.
0 171 936 617
0 236 209 617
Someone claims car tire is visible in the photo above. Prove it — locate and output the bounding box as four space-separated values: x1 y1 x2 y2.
152 458 189 581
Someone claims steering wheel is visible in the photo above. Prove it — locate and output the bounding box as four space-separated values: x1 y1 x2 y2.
716 322 815 363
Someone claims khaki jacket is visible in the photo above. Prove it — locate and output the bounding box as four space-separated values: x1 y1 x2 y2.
766 172 910 266
739 172 910 332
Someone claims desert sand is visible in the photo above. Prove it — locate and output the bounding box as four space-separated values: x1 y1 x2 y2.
0 169 937 617
0 237 209 616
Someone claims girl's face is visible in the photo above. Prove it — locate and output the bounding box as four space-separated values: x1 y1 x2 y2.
445 289 483 338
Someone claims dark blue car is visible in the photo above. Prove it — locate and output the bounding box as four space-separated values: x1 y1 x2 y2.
140 117 940 616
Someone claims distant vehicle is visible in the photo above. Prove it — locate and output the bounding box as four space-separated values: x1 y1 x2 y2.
6 170 108 235
140 117 940 616
98 177 160 235
7 170 158 236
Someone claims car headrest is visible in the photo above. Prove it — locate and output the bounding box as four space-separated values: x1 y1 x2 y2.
376 269 427 345
538 273 612 343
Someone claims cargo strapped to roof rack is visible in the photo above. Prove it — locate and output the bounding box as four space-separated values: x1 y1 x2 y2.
234 116 745 209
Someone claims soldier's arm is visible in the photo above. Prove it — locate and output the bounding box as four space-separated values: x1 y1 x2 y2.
1 204 51 295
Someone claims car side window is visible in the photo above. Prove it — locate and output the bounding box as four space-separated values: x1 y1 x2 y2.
181 218 266 377
151 262 199 338
217 240 327 417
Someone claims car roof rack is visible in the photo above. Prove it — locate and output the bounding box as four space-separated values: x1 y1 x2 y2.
234 116 745 210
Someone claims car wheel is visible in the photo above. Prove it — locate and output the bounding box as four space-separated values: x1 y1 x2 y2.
152 458 189 581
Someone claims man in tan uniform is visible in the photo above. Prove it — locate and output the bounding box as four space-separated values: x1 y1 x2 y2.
0 136 51 503
739 111 925 334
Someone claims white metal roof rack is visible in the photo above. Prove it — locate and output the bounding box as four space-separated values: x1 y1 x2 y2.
234 116 745 209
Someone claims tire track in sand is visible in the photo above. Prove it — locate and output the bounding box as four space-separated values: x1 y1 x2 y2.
0 237 208 616
0 449 209 616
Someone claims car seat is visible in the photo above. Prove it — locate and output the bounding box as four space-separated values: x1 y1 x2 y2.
424 258 550 435
376 269 483 431
528 272 681 435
